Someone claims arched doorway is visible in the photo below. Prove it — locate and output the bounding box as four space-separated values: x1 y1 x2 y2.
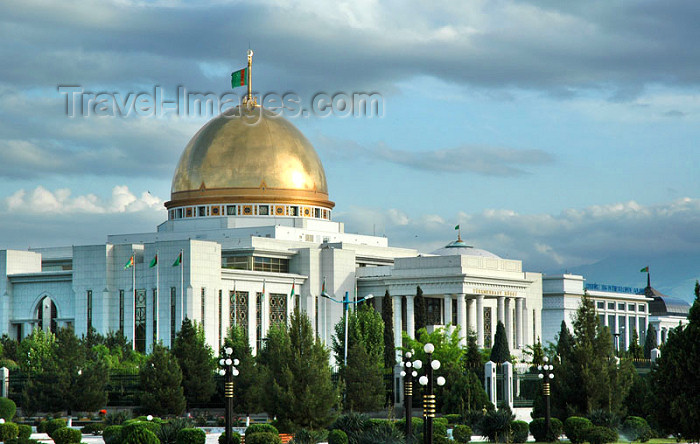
35 296 58 333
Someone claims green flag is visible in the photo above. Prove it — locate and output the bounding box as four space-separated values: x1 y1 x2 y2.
149 254 158 268
454 224 460 230
173 252 182 267
231 68 247 88
640 266 649 273
123 255 134 270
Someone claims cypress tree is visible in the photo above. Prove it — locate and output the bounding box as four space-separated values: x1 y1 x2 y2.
490 321 510 363
222 325 258 415
643 324 658 359
173 318 216 408
414 286 427 332
140 343 186 415
464 329 482 371
381 290 395 370
556 320 573 359
342 342 385 412
628 329 643 359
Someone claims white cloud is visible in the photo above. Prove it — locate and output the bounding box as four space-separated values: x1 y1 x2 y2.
4 185 165 215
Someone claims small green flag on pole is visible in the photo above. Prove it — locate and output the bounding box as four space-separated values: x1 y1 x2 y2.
123 255 134 270
291 281 295 298
454 224 460 230
640 266 649 273
172 252 182 267
231 68 247 88
149 254 158 268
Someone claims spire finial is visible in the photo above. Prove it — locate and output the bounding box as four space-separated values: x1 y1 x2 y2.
246 49 255 106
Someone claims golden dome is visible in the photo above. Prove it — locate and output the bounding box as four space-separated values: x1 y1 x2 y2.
166 106 334 211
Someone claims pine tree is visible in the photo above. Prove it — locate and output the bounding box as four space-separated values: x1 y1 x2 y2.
222 325 258 415
381 290 395 370
414 286 427 332
490 321 510 363
628 329 643 359
643 324 658 359
464 329 482 371
342 343 385 412
140 343 186 415
556 321 573 359
650 283 700 439
173 318 216 408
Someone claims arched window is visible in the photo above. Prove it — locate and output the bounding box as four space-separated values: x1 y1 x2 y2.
36 296 58 333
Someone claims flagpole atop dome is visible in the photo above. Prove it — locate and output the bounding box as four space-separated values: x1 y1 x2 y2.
246 49 253 106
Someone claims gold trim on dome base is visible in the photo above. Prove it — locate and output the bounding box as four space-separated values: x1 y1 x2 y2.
165 186 335 210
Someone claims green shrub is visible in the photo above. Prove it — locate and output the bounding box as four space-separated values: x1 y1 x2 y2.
122 420 161 438
218 431 242 444
331 413 372 443
453 424 473 443
246 424 279 436
462 411 485 430
35 421 47 433
44 418 68 438
17 424 32 440
0 398 16 421
564 417 593 444
356 422 404 444
511 421 529 444
621 416 652 442
328 429 349 444
246 432 282 444
81 422 105 436
0 422 19 441
445 414 461 425
176 428 206 444
586 426 618 444
52 427 82 444
159 418 195 444
104 410 130 425
394 417 422 437
479 409 514 443
529 417 563 442
124 427 160 444
587 410 620 429
103 425 124 444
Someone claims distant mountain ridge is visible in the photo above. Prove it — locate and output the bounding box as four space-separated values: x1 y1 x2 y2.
549 252 699 304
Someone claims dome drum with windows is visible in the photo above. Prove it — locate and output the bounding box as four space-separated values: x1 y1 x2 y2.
166 105 334 221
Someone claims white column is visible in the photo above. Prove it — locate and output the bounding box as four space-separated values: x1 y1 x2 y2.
497 296 505 327
467 297 476 335
457 294 467 347
476 295 484 347
0 367 8 398
444 294 453 327
504 297 512 347
248 290 257 354
656 325 661 345
515 297 523 349
307 293 316 336
522 299 529 345
406 294 415 339
392 295 402 365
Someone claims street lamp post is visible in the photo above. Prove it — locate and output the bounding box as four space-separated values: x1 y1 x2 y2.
400 350 423 439
320 291 374 367
538 356 555 439
218 347 239 444
418 343 446 444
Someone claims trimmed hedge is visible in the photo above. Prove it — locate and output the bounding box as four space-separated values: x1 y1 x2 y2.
0 422 19 441
45 418 68 439
245 424 279 436
445 414 461 425
218 431 242 444
81 422 106 436
621 416 652 442
124 427 160 444
0 398 16 421
103 424 124 444
529 417 563 442
511 420 529 444
122 420 161 437
52 427 82 444
564 417 593 444
245 432 282 444
328 429 348 444
176 428 206 444
586 426 618 444
17 424 32 440
453 424 472 443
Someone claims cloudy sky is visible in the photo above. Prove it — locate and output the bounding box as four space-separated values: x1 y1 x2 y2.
1 0 699 300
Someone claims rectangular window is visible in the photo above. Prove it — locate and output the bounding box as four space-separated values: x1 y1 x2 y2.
135 289 147 353
290 206 298 216
426 298 442 325
638 305 645 313
119 290 125 333
227 205 235 216
598 314 605 326
153 289 158 343
252 257 289 273
218 290 223 349
596 301 605 309
314 208 320 218
484 307 492 348
269 293 287 326
170 287 177 346
259 205 269 215
608 302 615 310
201 288 206 324
231 291 249 330
198 206 206 217
618 303 625 311
87 290 93 330
256 292 263 352
619 315 627 349
608 315 616 332
629 316 636 342
177 208 183 218
640 317 647 344
628 304 636 312
452 299 458 325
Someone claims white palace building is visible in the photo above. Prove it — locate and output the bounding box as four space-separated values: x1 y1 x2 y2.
0 103 688 366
